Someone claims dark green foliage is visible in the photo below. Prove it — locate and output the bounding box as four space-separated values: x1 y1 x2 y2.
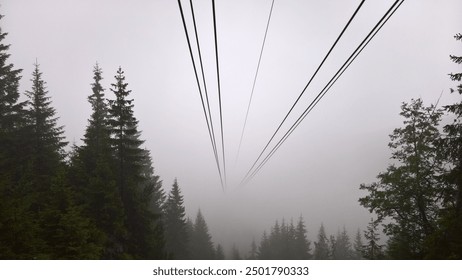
359 98 443 259
38 170 103 259
69 64 126 259
257 217 312 260
106 66 165 259
164 179 189 259
189 209 215 259
428 33 462 259
0 14 35 259
314 224 330 260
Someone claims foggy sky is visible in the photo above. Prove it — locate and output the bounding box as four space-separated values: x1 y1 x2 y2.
2 0 461 254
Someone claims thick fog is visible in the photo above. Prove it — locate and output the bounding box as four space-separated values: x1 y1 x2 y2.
2 0 461 253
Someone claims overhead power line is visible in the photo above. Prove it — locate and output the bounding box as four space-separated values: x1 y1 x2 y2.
212 0 228 188
189 0 221 180
241 0 405 186
177 0 225 190
240 0 366 185
236 0 276 164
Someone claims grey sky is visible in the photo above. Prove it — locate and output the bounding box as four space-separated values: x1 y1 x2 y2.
2 0 461 252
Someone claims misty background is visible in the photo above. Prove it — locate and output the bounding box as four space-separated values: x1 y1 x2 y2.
2 0 461 253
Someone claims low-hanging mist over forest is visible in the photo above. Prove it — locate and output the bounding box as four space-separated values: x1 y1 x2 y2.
1 0 462 260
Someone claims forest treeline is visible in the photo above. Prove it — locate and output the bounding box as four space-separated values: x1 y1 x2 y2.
1 12 462 259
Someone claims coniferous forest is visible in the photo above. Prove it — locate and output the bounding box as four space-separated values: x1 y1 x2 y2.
1 10 462 260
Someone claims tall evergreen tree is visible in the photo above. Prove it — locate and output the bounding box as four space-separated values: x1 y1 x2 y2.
363 218 384 260
164 179 189 259
353 228 364 259
257 231 271 259
70 63 126 259
190 209 215 259
314 224 330 260
247 238 257 260
294 216 312 259
24 63 67 197
331 227 353 260
215 244 225 260
0 14 36 259
107 66 164 259
430 32 462 259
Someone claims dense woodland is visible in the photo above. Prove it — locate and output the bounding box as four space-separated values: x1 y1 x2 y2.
0 13 461 259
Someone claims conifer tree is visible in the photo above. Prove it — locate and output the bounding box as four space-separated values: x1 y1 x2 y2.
70 63 126 259
430 32 462 259
314 224 330 259
215 244 225 260
294 216 312 259
0 14 34 259
24 63 67 197
107 66 164 259
247 238 257 260
190 209 215 259
231 244 241 260
164 179 189 259
363 218 384 260
353 229 364 259
331 227 353 260
257 231 271 259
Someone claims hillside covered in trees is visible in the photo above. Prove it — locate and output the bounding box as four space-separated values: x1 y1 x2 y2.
1 10 461 259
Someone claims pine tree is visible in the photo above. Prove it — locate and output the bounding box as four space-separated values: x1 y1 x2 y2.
430 33 462 259
331 227 353 260
24 62 67 197
314 224 330 259
363 218 384 260
247 238 257 260
164 179 189 259
70 63 126 259
0 13 36 259
215 244 225 260
257 231 271 259
190 209 215 259
353 229 364 259
107 66 164 259
294 216 312 259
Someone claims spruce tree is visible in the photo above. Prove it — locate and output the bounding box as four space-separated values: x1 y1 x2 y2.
430 32 462 259
247 238 257 260
164 179 189 259
257 231 271 259
70 63 126 259
24 62 67 201
363 218 384 260
190 209 215 259
294 216 312 259
215 244 225 260
107 66 164 259
331 227 353 260
0 13 34 259
353 229 364 259
314 224 330 259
